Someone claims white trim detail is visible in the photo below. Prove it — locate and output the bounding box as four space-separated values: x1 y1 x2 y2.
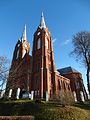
73 91 77 102
31 91 34 100
16 88 20 99
8 89 12 98
80 91 85 102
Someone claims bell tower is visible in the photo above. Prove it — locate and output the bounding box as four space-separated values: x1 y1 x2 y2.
6 25 31 98
32 13 56 99
12 25 30 67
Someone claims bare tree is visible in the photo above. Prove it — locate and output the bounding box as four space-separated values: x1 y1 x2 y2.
0 56 9 91
71 31 90 95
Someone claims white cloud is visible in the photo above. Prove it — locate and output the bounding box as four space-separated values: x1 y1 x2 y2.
52 38 57 43
62 39 71 45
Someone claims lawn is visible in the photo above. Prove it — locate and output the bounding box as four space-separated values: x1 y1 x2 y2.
0 99 90 120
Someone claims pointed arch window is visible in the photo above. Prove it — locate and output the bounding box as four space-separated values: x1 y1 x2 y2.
16 49 19 60
58 80 61 90
76 81 80 89
45 38 48 49
37 38 41 49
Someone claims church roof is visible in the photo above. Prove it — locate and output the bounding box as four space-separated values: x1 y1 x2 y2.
57 66 80 75
21 24 27 42
39 12 46 29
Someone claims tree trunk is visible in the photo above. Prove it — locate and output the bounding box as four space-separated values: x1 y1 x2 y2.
87 67 90 95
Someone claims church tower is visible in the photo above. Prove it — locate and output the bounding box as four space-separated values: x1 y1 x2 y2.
31 13 56 99
12 25 30 65
6 25 32 98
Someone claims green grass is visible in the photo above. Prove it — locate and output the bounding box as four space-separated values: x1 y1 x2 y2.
0 99 90 120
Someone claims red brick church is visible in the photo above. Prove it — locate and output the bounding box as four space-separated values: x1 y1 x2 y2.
5 13 88 101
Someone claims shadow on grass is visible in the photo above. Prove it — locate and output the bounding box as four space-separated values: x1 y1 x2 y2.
0 99 90 120
0 101 41 116
74 101 90 111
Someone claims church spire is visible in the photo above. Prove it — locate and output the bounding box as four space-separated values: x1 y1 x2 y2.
21 24 27 41
39 12 46 29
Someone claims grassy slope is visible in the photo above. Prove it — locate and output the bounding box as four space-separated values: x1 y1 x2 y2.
0 100 90 120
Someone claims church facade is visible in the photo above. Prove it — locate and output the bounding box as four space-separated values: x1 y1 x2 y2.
5 13 88 101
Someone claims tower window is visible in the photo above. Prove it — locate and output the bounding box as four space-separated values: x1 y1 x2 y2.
37 32 40 36
45 38 48 49
76 81 80 89
37 38 40 49
16 49 19 60
63 82 66 90
18 44 20 47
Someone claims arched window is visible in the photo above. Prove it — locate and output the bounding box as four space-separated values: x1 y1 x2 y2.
37 38 40 49
45 38 48 49
16 49 19 59
63 82 66 90
58 80 61 90
76 81 80 89
68 84 70 90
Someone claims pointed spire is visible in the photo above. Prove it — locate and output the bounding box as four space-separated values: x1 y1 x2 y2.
21 24 27 41
39 12 46 29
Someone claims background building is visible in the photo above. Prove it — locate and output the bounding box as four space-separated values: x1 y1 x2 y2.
58 67 88 101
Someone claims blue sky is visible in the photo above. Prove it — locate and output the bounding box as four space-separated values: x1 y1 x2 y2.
0 0 90 91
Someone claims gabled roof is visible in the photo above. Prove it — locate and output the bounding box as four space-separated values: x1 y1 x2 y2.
57 66 80 75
